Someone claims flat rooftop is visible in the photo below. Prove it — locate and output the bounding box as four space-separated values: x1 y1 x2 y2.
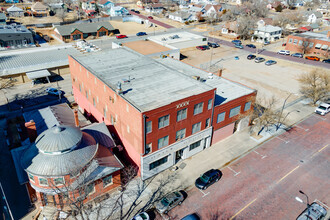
0 24 30 34
122 40 172 55
0 46 80 76
148 31 206 44
71 47 213 112
293 32 330 42
158 58 256 105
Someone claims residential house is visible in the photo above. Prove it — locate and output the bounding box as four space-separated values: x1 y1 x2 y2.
0 13 6 25
0 24 34 48
145 3 164 14
31 2 49 17
6 5 24 17
69 47 256 180
203 4 222 17
82 0 96 10
5 0 19 3
305 11 323 23
169 11 194 23
221 21 239 38
136 0 144 9
252 25 282 42
12 104 124 210
109 6 129 16
285 31 330 57
98 0 114 9
54 21 116 42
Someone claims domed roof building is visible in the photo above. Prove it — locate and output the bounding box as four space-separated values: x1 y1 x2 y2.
18 105 124 210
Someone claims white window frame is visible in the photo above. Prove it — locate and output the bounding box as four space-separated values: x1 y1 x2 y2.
158 135 169 149
177 108 187 122
158 115 169 129
146 121 152 134
194 102 204 115
39 177 48 186
192 122 201 134
176 128 186 141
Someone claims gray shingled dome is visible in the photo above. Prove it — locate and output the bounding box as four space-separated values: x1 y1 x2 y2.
35 125 83 153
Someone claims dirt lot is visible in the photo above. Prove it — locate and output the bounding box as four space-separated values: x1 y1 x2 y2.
109 20 165 35
180 45 318 107
15 11 78 25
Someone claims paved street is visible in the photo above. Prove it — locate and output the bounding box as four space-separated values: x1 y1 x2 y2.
168 113 330 220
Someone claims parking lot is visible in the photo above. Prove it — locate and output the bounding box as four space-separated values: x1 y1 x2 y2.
181 45 319 107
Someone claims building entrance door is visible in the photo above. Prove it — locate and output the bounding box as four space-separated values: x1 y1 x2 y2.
175 148 184 163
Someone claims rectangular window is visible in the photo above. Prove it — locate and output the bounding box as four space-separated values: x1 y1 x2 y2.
149 156 168 170
205 118 210 128
208 99 213 110
189 140 201 151
86 182 95 195
102 175 113 187
127 125 130 133
229 106 241 118
39 178 48 186
298 40 303 46
54 177 64 186
85 91 88 99
28 173 34 182
194 102 203 115
158 115 169 129
288 38 293 44
293 39 298 45
217 112 225 123
145 143 152 154
244 102 251 111
309 42 314 48
93 98 96 106
192 122 201 134
79 84 81 92
158 136 169 149
177 108 187 121
103 108 106 118
146 121 152 134
176 128 186 141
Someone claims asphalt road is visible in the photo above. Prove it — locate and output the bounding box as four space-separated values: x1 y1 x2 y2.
168 113 330 220
208 36 330 69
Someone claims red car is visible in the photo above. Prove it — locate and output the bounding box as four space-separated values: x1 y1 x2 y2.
305 56 320 61
196 45 209 50
116 35 127 39
148 16 153 19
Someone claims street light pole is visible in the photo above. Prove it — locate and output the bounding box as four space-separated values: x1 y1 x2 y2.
299 190 310 207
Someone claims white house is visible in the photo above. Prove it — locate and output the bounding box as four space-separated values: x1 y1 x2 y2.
110 6 129 16
145 3 164 14
252 25 282 42
169 11 194 23
305 11 323 23
203 4 222 17
6 5 24 17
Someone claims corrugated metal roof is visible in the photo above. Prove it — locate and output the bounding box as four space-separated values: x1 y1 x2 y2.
71 47 213 112
35 126 83 153
54 21 115 36
82 122 116 149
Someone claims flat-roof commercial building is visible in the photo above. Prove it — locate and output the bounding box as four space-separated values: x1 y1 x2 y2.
285 31 330 57
69 47 256 179
0 24 34 48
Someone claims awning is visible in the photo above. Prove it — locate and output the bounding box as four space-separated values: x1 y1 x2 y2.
26 69 51 80
315 43 322 49
321 45 328 50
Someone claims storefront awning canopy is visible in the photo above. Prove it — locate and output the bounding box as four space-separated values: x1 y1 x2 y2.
315 43 322 49
26 69 51 80
321 45 328 50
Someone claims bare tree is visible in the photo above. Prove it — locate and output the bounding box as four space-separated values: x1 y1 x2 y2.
299 38 312 55
297 69 330 105
0 78 15 90
243 0 269 18
237 15 256 40
56 9 67 22
304 0 321 8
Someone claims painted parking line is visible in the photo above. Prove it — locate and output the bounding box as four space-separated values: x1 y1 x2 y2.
254 151 267 159
198 189 210 197
229 198 257 220
276 165 300 184
295 125 309 131
312 114 327 121
227 166 241 176
275 136 289 144
311 144 329 158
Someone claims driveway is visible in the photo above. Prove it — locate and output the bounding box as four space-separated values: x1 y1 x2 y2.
168 113 330 219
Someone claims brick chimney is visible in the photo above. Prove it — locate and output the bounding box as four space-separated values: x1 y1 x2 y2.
214 69 223 77
74 109 79 127
25 120 37 143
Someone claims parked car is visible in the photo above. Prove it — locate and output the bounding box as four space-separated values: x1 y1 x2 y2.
33 77 48 84
116 34 127 39
134 10 140 14
246 44 256 48
315 103 330 116
147 16 153 19
296 202 327 220
231 40 241 44
136 32 147 36
291 53 303 58
196 45 209 50
264 41 270 45
207 42 219 48
277 50 290 55
282 43 286 46
181 213 200 220
45 87 63 96
322 59 330 63
255 57 265 63
195 169 222 190
235 44 244 49
305 56 320 61
130 212 149 220
155 191 185 214
265 60 277 66
247 54 256 60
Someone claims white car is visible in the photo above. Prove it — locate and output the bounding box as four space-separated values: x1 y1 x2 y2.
277 50 290 55
130 212 149 220
315 103 330 116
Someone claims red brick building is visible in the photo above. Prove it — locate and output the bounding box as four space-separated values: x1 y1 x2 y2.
54 21 116 42
285 31 330 58
69 47 256 180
